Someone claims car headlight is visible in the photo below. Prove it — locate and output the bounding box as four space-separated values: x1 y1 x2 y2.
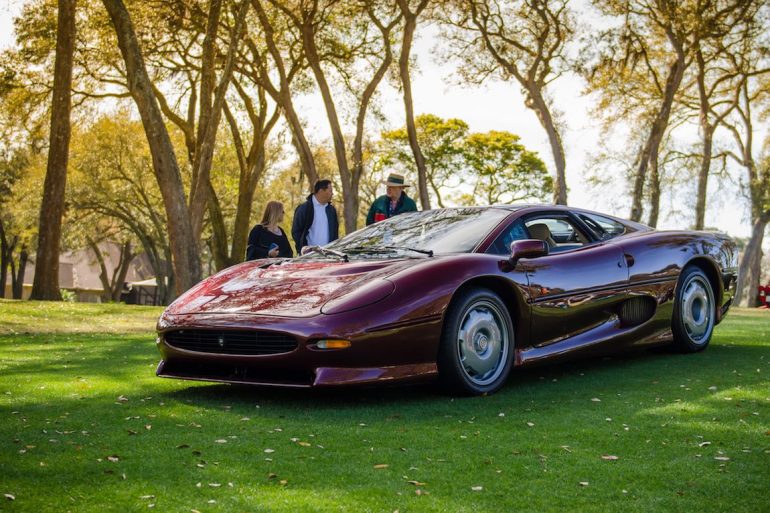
321 279 395 315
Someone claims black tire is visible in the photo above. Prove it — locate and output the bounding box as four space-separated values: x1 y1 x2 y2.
438 287 515 395
671 266 716 352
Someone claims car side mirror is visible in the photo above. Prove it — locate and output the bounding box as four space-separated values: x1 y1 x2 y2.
509 239 549 267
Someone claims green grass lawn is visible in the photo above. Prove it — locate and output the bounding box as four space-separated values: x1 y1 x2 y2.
0 300 768 513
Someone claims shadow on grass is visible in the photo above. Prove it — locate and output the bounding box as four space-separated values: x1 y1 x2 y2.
158 341 767 412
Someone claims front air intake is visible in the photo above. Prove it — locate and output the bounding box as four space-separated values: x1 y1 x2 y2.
164 330 298 356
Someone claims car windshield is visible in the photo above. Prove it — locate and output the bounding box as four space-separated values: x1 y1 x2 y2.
320 208 511 258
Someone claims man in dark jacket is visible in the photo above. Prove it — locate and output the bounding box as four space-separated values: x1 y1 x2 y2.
366 173 418 225
292 179 339 254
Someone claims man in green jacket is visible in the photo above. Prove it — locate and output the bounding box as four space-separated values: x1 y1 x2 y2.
366 173 418 225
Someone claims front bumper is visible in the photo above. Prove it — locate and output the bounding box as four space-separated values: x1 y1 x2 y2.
155 311 442 388
156 359 438 387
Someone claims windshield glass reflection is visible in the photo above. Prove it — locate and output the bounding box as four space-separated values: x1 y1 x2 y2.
313 208 511 258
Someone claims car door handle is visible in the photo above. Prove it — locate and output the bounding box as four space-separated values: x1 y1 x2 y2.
624 253 635 267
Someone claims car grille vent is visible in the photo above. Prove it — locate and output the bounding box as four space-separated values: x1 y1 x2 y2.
618 297 656 328
164 330 298 356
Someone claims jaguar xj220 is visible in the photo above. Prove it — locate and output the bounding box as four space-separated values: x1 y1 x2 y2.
156 205 737 395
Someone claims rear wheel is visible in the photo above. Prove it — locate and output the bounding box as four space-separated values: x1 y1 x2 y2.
438 287 514 395
671 266 715 352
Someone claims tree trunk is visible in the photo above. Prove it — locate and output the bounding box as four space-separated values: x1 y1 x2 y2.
349 10 399 232
527 85 568 205
647 153 661 227
102 0 202 296
88 238 114 302
734 210 769 307
207 179 230 271
694 48 716 231
694 128 713 230
12 246 28 300
188 0 250 241
30 0 76 301
629 43 686 222
230 151 266 264
0 220 12 298
111 241 133 302
251 0 318 187
299 22 354 228
397 2 431 210
87 239 134 302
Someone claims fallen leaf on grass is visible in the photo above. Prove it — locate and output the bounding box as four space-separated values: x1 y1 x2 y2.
214 440 227 444
471 486 483 491
591 398 601 402
4 494 15 501
579 482 590 487
298 442 311 447
373 464 389 469
714 456 730 461
107 455 120 462
526 422 535 427
407 480 426 486
279 480 288 486
116 395 129 403
208 483 221 488
698 442 711 447
601 455 619 461
176 444 190 449
264 448 274 454
139 495 155 500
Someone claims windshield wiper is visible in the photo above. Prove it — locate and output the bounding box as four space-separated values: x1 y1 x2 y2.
303 246 349 262
383 245 433 257
343 246 393 254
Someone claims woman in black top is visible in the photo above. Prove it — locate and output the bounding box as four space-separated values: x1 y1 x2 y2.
246 201 294 260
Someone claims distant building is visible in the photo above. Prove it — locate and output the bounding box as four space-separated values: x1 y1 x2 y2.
4 242 158 305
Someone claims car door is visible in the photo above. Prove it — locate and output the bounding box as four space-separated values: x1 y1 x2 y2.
516 213 629 349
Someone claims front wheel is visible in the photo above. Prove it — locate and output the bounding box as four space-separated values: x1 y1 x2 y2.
438 287 514 395
671 266 715 352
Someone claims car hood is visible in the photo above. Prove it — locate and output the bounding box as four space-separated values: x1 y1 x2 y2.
163 258 419 318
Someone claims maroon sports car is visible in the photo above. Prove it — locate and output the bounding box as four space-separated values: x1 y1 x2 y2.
156 205 737 395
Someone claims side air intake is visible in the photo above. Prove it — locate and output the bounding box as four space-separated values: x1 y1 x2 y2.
618 297 656 328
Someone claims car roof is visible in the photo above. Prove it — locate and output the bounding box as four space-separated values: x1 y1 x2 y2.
439 204 652 232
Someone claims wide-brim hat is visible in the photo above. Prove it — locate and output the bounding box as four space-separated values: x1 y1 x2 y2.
382 173 410 187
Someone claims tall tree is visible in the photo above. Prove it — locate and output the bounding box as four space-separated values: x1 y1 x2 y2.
30 0 76 300
380 114 469 207
723 67 770 306
263 0 401 232
462 130 551 205
586 0 754 225
396 0 431 210
101 0 202 295
442 0 572 206
184 0 251 242
67 114 176 304
251 0 319 187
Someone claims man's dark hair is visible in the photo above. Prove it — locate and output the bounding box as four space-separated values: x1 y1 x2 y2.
314 179 332 193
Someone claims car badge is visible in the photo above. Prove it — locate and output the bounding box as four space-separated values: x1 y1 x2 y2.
218 335 225 348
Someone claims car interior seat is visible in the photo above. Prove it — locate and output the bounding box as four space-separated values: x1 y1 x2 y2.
527 223 556 249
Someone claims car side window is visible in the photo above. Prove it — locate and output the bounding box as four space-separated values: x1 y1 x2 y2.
578 213 627 241
524 216 590 253
488 220 528 255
